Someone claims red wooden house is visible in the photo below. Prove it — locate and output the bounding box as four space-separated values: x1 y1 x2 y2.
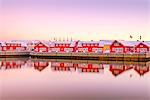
34 41 51 52
134 41 150 53
134 65 149 76
0 41 27 51
50 41 78 52
110 40 138 53
109 64 133 76
34 61 49 71
77 41 103 53
78 63 104 73
51 62 76 71
27 40 40 51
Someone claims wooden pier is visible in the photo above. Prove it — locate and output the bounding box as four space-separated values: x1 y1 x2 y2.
0 51 30 57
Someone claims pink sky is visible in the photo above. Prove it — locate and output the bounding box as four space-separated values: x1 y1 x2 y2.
0 0 150 41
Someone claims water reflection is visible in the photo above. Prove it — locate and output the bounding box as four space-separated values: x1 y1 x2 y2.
0 58 150 100
77 63 104 73
134 65 149 76
0 58 27 70
34 61 49 72
51 62 76 72
0 58 150 77
109 64 133 77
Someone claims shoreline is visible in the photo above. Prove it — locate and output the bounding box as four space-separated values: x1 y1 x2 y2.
0 57 149 67
0 51 150 62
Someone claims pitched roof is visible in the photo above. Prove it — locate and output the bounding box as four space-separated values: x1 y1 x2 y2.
4 41 28 47
77 41 100 47
142 41 150 47
36 41 51 47
117 40 139 46
0 41 6 46
78 40 114 47
99 40 114 46
27 40 40 45
50 41 77 47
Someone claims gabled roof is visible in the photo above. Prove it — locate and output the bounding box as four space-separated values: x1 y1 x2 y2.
99 40 114 46
117 40 139 47
0 40 43 47
50 41 76 47
27 40 40 45
134 66 149 76
141 41 150 47
77 41 100 47
78 40 114 47
0 41 6 46
35 41 51 47
2 41 28 47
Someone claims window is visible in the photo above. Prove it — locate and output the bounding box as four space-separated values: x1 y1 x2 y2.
92 44 95 46
125 48 129 51
40 48 46 52
130 48 134 51
66 44 69 47
98 48 103 52
78 48 83 52
112 48 115 51
52 48 60 52
87 44 90 46
7 44 10 46
64 48 73 52
114 42 120 46
34 48 38 52
3 47 6 51
112 48 123 53
83 44 86 46
10 47 14 51
92 48 102 52
83 48 88 52
140 45 143 47
140 48 147 53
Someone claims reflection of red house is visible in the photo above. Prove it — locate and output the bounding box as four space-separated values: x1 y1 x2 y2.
134 66 149 76
34 61 49 71
109 64 133 76
77 41 103 53
110 40 137 53
51 62 76 71
78 63 104 73
0 61 26 69
134 42 150 53
34 41 50 52
73 63 78 68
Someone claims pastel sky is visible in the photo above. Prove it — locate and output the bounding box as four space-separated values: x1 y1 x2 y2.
0 0 150 41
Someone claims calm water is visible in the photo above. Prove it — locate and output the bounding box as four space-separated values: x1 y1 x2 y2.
0 58 150 100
